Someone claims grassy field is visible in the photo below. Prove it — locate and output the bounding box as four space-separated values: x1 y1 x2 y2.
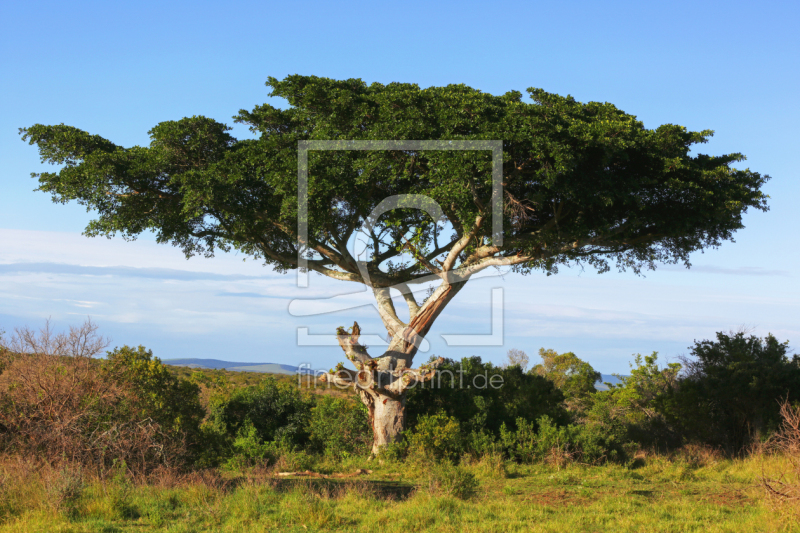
1 451 797 532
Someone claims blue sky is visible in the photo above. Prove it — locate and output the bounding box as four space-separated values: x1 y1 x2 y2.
1 0 798 373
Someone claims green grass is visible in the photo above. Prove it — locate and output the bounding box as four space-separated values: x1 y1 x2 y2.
1 453 796 532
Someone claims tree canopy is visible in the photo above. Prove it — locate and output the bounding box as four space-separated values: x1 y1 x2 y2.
22 75 768 287
532 348 602 400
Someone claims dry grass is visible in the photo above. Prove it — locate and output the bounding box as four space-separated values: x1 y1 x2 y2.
671 443 723 468
761 401 800 518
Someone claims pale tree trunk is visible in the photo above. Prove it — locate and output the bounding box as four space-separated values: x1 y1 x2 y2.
359 391 406 454
320 280 465 454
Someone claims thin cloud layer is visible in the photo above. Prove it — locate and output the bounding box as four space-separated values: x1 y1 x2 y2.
0 262 262 282
0 228 797 373
661 264 791 277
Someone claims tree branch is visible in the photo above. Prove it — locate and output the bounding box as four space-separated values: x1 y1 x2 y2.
384 357 445 394
335 322 374 368
394 282 421 320
372 288 407 336
401 236 443 278
442 215 484 272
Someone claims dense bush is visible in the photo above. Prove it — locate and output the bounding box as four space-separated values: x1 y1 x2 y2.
406 356 567 438
406 412 464 461
103 345 205 460
308 396 371 458
500 415 627 465
208 376 312 453
4 318 800 476
0 346 122 466
668 331 800 452
580 352 682 451
226 421 280 467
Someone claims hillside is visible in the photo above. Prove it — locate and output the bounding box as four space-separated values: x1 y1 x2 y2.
162 358 311 375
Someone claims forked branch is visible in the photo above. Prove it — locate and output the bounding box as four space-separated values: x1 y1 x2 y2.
335 322 374 368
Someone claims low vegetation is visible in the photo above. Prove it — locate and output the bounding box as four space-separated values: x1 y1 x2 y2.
0 452 793 532
0 319 798 531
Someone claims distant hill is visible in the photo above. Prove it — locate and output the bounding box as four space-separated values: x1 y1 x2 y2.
162 358 313 375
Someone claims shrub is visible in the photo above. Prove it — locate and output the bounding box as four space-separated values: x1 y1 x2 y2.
226 422 280 469
376 441 408 462
209 377 312 453
0 348 123 466
500 415 626 465
500 418 538 463
407 412 463 461
0 321 204 473
406 356 567 438
103 345 205 464
272 449 316 472
308 396 371 459
671 331 800 453
464 429 499 458
580 352 681 451
105 465 139 520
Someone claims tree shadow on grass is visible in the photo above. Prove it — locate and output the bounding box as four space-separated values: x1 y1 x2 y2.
268 477 416 501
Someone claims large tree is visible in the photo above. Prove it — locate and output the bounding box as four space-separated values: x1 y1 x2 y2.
21 75 769 453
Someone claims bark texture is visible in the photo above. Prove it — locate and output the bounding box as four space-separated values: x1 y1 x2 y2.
361 392 405 454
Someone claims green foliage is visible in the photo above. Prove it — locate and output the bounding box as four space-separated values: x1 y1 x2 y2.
308 396 371 459
499 417 538 463
376 440 409 462
105 465 139 520
45 464 84 517
406 356 567 438
668 331 800 452
103 345 205 459
532 348 602 400
581 352 681 450
464 429 500 458
209 377 312 451
500 416 626 465
21 75 769 284
225 421 280 469
407 412 464 461
611 352 681 414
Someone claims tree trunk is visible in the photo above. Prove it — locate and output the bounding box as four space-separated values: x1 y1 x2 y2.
361 391 406 455
323 281 467 455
